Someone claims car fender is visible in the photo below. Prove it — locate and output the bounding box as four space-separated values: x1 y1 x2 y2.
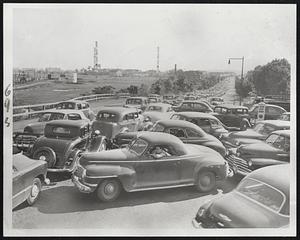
89 135 107 152
192 157 225 181
241 118 251 128
250 158 288 167
202 142 226 157
84 164 136 191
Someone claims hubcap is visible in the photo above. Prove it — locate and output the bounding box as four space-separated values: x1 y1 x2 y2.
200 175 211 186
104 183 115 195
31 184 39 198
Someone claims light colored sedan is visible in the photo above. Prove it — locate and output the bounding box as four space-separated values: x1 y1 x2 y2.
142 103 174 123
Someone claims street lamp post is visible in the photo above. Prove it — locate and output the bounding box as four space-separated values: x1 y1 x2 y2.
228 56 245 105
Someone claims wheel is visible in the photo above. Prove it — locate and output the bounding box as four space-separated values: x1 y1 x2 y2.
240 121 248 131
195 171 216 192
33 147 56 168
26 178 42 206
96 179 121 202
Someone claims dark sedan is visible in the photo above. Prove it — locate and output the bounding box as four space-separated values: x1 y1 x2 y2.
173 100 214 113
220 120 290 149
192 164 290 228
13 153 49 209
114 119 226 156
226 130 290 175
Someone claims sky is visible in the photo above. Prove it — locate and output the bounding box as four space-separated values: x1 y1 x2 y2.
10 4 296 72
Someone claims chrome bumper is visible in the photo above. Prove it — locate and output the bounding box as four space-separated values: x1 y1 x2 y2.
72 175 96 193
225 154 252 176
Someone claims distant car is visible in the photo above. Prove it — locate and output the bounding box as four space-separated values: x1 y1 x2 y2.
162 94 178 105
226 130 290 175
13 153 49 209
142 103 174 123
220 120 290 149
92 107 146 145
148 94 162 103
213 105 250 130
56 100 95 121
278 112 290 121
184 95 199 101
192 164 290 228
210 97 224 106
22 109 90 135
114 120 226 156
72 132 229 202
29 120 106 172
248 104 286 124
123 97 149 111
173 100 214 113
170 112 229 138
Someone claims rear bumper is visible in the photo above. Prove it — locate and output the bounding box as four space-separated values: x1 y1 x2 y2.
72 175 97 193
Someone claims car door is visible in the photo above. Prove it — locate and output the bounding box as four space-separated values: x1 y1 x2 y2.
12 166 25 208
134 145 180 188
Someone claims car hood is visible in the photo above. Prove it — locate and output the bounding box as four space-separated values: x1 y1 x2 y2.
228 129 264 142
124 104 141 109
208 191 285 228
238 142 282 159
25 122 46 134
185 144 225 164
79 148 135 166
142 112 171 121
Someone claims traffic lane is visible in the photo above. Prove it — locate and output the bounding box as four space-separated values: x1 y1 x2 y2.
12 175 241 229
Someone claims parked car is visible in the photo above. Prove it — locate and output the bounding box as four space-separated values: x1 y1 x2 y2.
162 94 178 105
92 107 146 145
173 100 214 113
226 130 290 175
170 112 229 138
123 97 149 111
13 153 49 209
278 112 290 121
22 109 90 135
72 132 229 202
56 100 95 121
248 104 286 124
210 97 224 106
28 120 106 172
184 95 198 101
220 120 290 149
213 105 250 130
192 164 290 228
114 120 226 156
148 94 162 103
142 103 174 124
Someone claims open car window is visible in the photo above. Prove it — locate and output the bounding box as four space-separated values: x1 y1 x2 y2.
97 112 118 122
146 145 176 159
129 138 148 155
168 128 187 138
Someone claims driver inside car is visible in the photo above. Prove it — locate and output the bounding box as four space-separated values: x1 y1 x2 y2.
150 146 171 159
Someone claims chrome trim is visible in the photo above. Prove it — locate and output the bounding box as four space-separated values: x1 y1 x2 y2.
12 185 32 199
86 175 117 179
128 182 194 192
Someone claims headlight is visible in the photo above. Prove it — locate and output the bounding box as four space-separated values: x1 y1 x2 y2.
248 160 252 167
235 140 240 146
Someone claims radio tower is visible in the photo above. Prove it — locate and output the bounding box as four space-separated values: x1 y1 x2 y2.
93 41 100 70
156 46 160 73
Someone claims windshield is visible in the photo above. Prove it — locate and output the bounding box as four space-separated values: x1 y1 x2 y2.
146 106 163 112
150 122 165 132
265 134 289 151
129 138 148 155
126 99 142 105
38 112 65 122
237 178 285 213
253 123 276 136
97 112 118 122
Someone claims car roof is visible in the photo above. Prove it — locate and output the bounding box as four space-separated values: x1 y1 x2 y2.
174 111 219 120
147 103 171 108
98 107 138 115
270 129 290 137
45 119 88 127
43 109 85 114
126 97 148 100
138 131 186 149
58 100 88 104
253 103 286 111
156 119 206 132
259 120 290 128
214 104 248 110
246 164 290 197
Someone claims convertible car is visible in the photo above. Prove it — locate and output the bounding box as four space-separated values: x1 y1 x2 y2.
192 164 290 228
226 130 290 175
13 153 49 209
72 132 229 202
114 120 226 156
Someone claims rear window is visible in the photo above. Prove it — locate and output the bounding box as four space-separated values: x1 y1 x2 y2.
97 112 118 122
67 113 82 120
147 106 162 112
53 127 71 135
57 102 76 109
126 99 142 105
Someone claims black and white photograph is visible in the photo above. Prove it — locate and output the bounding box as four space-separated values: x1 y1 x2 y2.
3 3 296 236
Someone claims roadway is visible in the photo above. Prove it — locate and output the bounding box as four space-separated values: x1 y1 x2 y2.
12 76 242 231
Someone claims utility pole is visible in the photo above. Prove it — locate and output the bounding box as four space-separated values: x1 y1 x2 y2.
157 46 160 73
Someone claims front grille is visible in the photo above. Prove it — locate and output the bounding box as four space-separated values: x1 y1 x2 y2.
226 155 252 174
14 135 38 149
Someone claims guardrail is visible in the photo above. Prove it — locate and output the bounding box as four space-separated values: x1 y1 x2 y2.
13 93 130 121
